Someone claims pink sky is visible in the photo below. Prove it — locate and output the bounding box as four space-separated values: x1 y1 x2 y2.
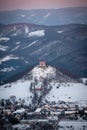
0 0 87 10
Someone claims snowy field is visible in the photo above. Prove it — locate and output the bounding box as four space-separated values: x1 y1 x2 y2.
0 80 33 105
0 81 87 106
44 82 87 106
0 65 87 107
59 121 87 130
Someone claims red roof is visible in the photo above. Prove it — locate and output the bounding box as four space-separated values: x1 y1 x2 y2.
39 61 46 66
32 88 43 91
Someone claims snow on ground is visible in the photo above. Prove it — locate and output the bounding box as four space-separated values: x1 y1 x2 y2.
25 25 29 34
13 26 17 31
0 80 33 105
0 63 87 107
11 45 20 52
44 13 51 18
57 30 64 33
26 40 37 48
31 14 36 17
16 41 20 45
82 78 87 84
0 55 19 64
23 40 38 49
0 37 10 42
59 121 87 130
11 32 18 36
13 108 25 114
0 45 8 51
0 67 15 72
29 30 45 37
12 121 87 130
11 29 22 36
13 124 31 130
44 82 87 105
21 14 25 17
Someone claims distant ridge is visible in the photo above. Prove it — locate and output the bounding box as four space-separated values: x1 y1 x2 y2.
0 7 87 25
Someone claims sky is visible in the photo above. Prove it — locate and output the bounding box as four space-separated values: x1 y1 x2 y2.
0 0 87 11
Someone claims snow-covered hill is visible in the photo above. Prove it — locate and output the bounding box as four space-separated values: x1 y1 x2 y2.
43 82 87 106
0 64 87 107
0 80 33 105
0 63 56 105
0 80 87 106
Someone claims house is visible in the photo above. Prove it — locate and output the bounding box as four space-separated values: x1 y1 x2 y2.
38 61 46 68
31 81 43 92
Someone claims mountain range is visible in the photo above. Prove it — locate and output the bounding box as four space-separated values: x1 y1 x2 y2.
0 7 87 25
0 23 87 84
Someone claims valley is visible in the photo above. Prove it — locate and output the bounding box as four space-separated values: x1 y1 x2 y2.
0 7 87 130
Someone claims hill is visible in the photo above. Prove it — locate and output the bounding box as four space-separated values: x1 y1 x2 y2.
0 23 87 84
0 7 87 25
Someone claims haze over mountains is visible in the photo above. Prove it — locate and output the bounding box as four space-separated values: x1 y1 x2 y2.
0 7 87 25
0 7 87 84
